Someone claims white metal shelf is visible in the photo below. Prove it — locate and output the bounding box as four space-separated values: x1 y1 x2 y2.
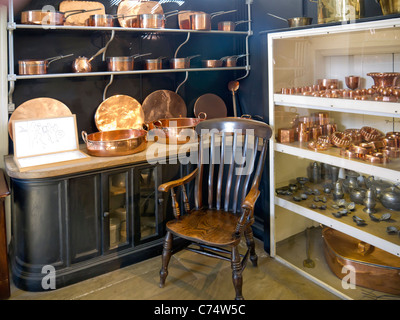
274 142 400 183
274 94 400 118
10 66 249 80
275 196 400 257
12 23 251 36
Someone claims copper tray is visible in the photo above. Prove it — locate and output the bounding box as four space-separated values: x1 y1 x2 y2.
322 227 400 295
194 93 227 119
8 98 72 140
117 1 163 28
59 1 105 26
142 90 187 123
95 95 144 132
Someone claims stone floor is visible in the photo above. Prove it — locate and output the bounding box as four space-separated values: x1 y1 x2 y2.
8 238 339 300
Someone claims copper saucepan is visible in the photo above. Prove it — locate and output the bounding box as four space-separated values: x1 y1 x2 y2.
139 10 179 29
222 54 247 67
21 9 101 25
144 57 166 70
86 13 140 27
268 13 312 27
190 10 237 31
218 20 250 31
178 11 204 29
82 129 148 157
169 55 200 69
107 53 152 71
19 54 74 75
152 112 207 144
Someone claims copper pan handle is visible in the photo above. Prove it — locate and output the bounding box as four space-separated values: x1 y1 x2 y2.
81 131 88 143
197 112 207 120
211 10 237 19
46 53 74 66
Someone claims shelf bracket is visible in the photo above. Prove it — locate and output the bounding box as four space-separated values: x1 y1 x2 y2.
176 71 188 94
103 74 114 101
174 32 191 58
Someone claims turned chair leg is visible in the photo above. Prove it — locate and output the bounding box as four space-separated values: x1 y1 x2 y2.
231 245 244 300
244 226 258 267
159 231 173 288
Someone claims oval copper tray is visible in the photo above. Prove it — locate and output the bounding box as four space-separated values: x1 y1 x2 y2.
142 90 187 123
8 98 72 140
95 95 144 132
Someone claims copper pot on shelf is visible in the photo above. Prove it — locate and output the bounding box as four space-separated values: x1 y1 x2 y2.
367 72 400 88
190 10 237 31
217 20 249 31
169 55 200 69
21 8 101 25
19 54 74 75
106 53 152 71
144 57 165 70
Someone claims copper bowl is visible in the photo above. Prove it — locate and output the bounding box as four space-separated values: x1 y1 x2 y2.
317 79 339 89
152 114 206 144
82 129 147 157
367 72 400 88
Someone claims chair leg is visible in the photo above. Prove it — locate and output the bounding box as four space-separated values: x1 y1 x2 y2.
244 226 258 267
159 231 173 288
231 245 244 300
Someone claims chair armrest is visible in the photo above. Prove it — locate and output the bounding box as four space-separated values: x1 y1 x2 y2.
158 168 198 193
241 186 260 211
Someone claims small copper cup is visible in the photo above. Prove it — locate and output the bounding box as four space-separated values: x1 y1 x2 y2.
345 76 360 90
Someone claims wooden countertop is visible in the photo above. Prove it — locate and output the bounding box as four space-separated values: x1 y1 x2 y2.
4 142 199 180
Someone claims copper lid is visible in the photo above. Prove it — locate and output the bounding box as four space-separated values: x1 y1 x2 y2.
95 95 144 131
8 98 72 140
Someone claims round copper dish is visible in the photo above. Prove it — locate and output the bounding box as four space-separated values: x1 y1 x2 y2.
8 97 72 140
142 90 187 123
95 95 144 131
82 129 147 157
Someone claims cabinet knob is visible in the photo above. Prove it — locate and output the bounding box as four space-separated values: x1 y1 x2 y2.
103 211 110 218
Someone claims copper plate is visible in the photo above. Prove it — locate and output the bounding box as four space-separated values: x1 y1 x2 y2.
142 90 187 123
194 93 227 119
95 95 144 131
8 98 72 140
59 1 105 26
117 1 163 28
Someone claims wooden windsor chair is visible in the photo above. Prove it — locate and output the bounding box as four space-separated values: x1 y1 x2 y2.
158 117 272 300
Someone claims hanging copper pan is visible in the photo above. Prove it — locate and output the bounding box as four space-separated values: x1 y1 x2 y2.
8 98 72 140
141 90 187 123
194 93 227 119
94 95 145 132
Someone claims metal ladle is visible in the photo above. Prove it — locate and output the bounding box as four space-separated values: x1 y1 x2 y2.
228 80 239 117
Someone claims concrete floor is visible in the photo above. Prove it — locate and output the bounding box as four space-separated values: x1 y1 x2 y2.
8 238 339 300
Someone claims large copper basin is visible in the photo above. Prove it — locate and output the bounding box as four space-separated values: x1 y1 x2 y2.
82 129 147 157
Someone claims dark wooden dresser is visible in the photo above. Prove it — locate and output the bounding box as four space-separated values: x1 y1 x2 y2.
0 169 10 299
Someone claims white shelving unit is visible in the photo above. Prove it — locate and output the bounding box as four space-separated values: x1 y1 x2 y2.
267 18 400 299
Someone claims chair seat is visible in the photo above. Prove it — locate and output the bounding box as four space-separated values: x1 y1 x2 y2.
166 209 240 246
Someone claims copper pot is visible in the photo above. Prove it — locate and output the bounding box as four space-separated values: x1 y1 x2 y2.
144 57 165 70
317 78 339 89
21 9 99 25
152 113 207 144
202 59 223 68
222 54 247 67
190 10 237 31
139 10 179 29
178 11 204 29
19 54 73 75
169 55 200 69
217 20 249 31
86 14 114 27
82 129 147 157
106 53 152 71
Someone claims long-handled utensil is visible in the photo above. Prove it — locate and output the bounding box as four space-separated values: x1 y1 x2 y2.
303 227 315 268
228 80 240 117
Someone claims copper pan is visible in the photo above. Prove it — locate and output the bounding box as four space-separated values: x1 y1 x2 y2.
152 113 207 144
178 11 204 29
218 20 249 31
82 129 147 157
117 0 163 28
19 54 73 75
190 10 237 31
222 54 247 67
59 1 105 26
202 59 223 68
144 57 166 70
21 8 102 26
169 55 200 69
106 53 152 71
95 95 145 132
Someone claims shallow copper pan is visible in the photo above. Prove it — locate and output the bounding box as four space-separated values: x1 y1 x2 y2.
8 98 72 140
152 113 206 144
95 95 145 131
82 129 147 157
323 227 400 295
